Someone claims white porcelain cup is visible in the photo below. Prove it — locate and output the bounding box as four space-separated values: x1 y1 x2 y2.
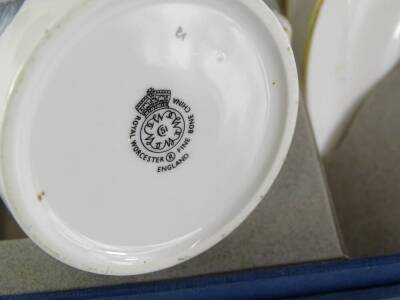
0 0 298 275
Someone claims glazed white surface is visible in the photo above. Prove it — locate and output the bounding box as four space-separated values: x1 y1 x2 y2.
306 0 400 156
0 0 298 275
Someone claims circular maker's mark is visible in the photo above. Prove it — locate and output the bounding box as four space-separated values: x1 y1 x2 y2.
140 108 185 154
129 88 196 173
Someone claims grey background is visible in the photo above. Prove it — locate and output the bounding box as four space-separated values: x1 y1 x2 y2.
325 62 400 258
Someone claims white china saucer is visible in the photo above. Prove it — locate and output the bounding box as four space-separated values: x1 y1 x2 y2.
304 0 400 156
0 0 298 275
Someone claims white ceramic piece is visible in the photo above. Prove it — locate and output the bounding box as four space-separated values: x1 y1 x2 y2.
306 0 400 156
0 0 298 275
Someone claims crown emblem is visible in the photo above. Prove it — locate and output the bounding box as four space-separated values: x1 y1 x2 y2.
135 88 171 117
